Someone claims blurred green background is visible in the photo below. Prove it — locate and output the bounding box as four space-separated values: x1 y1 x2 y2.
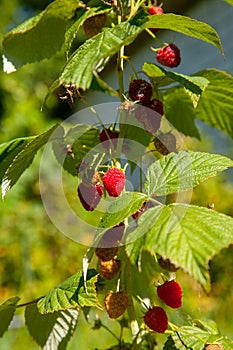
0 0 233 349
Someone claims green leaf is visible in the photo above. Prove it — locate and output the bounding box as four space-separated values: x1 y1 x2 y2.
2 0 80 72
37 269 100 314
163 336 182 350
98 191 148 229
145 151 233 196
0 297 20 337
126 204 233 291
25 304 78 350
195 69 233 138
163 87 200 138
172 321 233 350
90 72 119 96
49 18 146 92
146 13 223 54
0 137 33 184
143 63 209 95
52 124 100 176
2 124 63 198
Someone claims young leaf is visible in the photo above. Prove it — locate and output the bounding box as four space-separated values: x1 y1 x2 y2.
0 297 20 337
146 13 223 54
37 269 100 314
163 87 200 138
143 63 209 95
2 124 63 198
195 69 233 138
145 151 233 196
98 191 148 229
126 204 233 291
0 137 33 183
49 18 146 93
2 0 80 72
25 304 78 350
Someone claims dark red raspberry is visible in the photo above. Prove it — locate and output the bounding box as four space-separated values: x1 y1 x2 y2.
157 280 182 308
104 292 129 319
128 79 153 103
99 128 119 150
132 202 147 220
144 306 168 333
156 43 181 68
95 223 125 261
78 182 104 211
148 5 164 34
134 102 162 134
103 168 125 197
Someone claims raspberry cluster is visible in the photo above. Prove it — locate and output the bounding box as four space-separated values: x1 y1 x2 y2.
128 79 163 134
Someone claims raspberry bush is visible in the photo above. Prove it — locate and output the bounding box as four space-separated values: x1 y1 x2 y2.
1 0 233 349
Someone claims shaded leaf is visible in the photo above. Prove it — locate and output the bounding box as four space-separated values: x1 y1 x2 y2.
98 191 148 228
0 137 33 183
37 269 100 314
143 63 209 95
2 124 63 198
0 297 20 337
145 151 233 196
2 0 80 72
195 69 233 138
163 87 200 138
25 304 78 350
146 13 223 54
49 17 146 93
126 204 233 291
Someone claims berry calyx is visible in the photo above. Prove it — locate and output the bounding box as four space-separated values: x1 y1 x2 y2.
100 259 121 280
99 128 119 150
104 292 129 319
156 43 181 68
144 306 168 333
157 280 182 308
78 182 104 211
103 168 126 197
128 79 153 103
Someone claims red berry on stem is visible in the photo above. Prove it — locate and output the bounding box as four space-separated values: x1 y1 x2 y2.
103 168 126 197
144 306 168 333
128 79 153 103
157 280 182 308
156 43 181 68
78 182 104 211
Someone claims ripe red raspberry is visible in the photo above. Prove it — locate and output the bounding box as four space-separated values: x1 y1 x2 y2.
100 259 121 280
156 43 181 68
134 101 162 134
78 182 104 211
144 306 168 333
148 5 163 34
157 280 182 308
83 14 106 37
103 168 125 197
128 79 153 103
95 223 125 261
154 132 177 155
104 292 128 318
99 128 119 150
